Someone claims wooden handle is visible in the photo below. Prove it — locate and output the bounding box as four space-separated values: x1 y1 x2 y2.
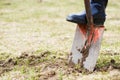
84 0 93 26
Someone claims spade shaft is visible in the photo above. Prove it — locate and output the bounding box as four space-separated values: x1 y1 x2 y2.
84 0 93 26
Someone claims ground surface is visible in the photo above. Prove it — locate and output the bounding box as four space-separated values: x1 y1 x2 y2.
0 0 120 80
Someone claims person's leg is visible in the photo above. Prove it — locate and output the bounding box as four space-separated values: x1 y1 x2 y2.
66 0 108 25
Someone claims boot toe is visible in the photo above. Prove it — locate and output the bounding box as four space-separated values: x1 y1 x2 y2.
66 14 87 24
66 14 74 21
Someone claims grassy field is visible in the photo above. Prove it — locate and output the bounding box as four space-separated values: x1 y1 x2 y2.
0 0 120 80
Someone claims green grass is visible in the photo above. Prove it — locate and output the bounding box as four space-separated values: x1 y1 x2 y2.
0 0 120 80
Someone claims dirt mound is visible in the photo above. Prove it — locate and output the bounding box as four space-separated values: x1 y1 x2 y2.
0 51 120 79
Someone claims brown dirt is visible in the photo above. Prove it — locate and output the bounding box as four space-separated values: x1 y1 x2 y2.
0 51 120 79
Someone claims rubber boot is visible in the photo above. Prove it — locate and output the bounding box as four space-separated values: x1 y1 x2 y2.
66 0 108 25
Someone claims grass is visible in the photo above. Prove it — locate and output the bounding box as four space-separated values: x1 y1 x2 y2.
0 0 120 80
